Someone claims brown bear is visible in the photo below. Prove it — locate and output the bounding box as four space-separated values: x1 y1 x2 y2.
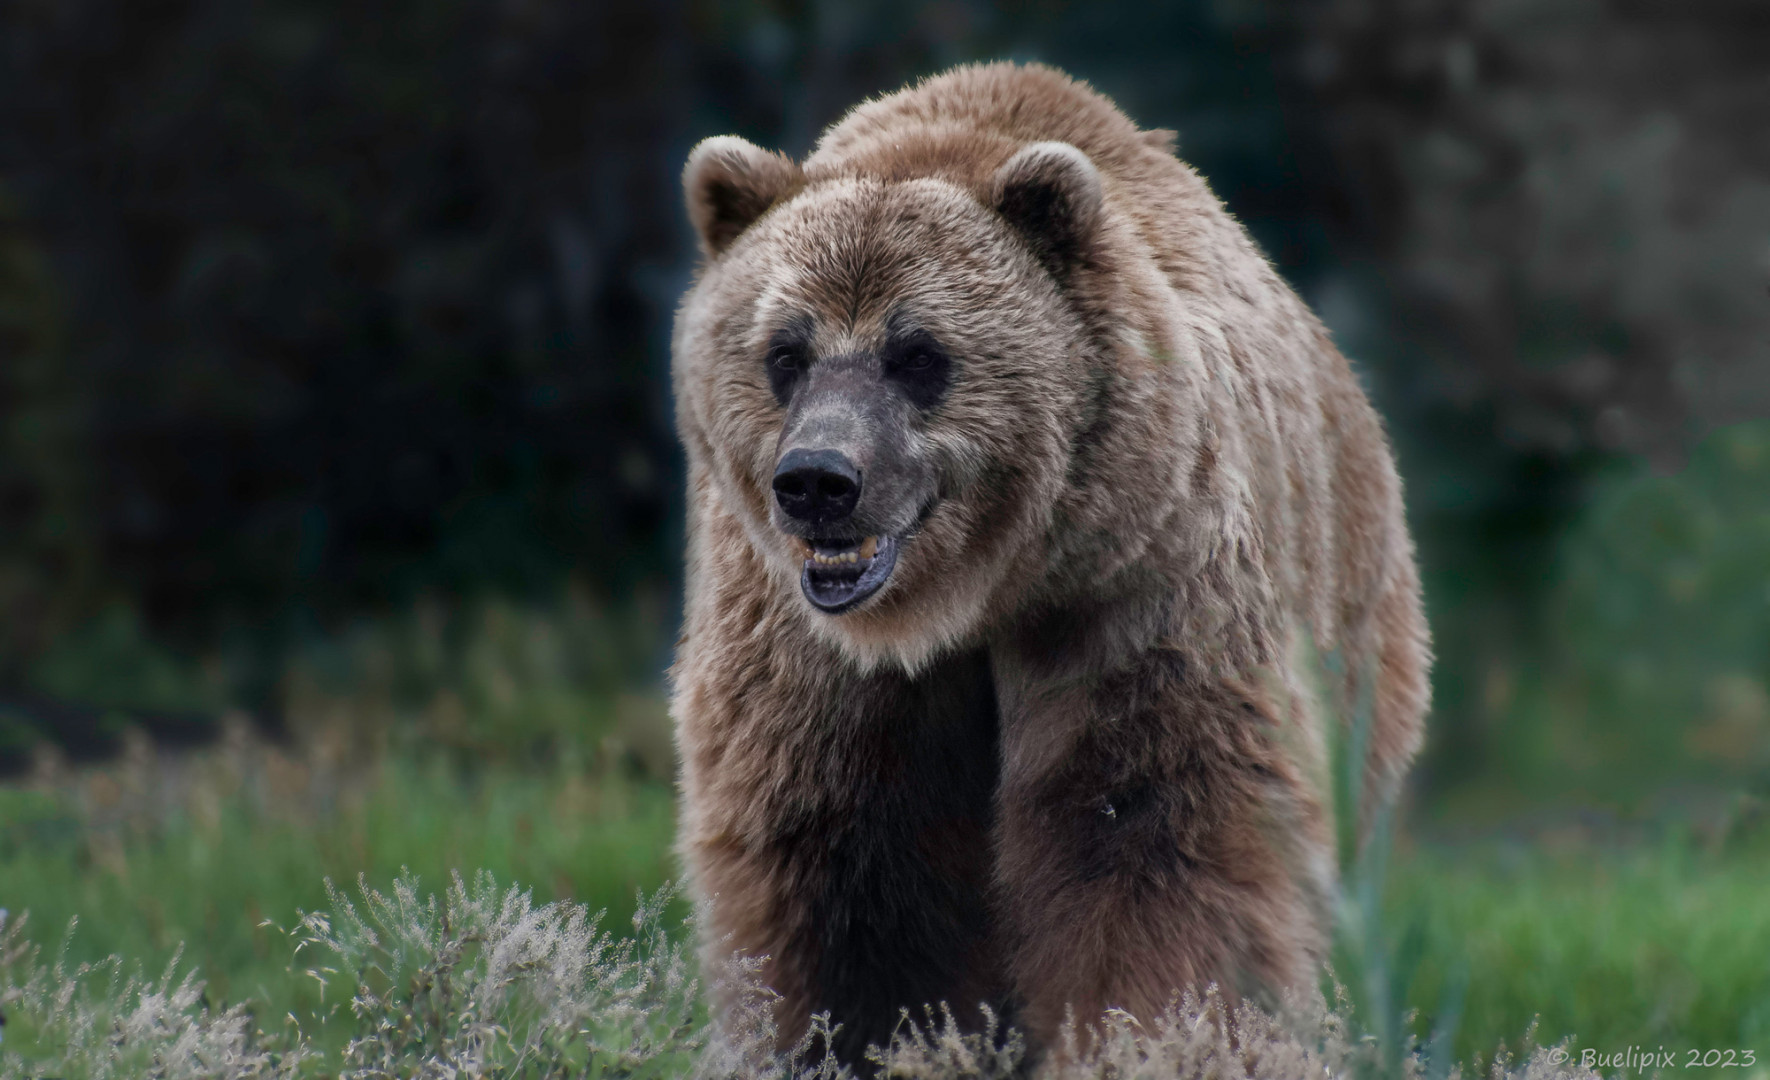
670 62 1429 1067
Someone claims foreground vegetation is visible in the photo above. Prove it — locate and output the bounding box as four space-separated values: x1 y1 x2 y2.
1354 820 1770 1072
2 732 1766 1078
0 865 1593 1080
0 735 678 1063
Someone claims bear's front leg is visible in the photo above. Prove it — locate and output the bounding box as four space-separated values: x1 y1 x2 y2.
674 519 1006 1065
991 641 1331 1049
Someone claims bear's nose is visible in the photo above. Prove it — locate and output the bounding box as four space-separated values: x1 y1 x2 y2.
772 449 861 527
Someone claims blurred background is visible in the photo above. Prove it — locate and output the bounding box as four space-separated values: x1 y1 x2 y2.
2 0 1768 1068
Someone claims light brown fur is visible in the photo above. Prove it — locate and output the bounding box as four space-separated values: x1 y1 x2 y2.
671 63 1429 1065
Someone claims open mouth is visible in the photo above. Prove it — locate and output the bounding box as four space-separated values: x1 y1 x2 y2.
797 534 899 614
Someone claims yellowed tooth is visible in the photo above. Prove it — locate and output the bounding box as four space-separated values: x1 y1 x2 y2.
859 536 878 560
845 552 856 563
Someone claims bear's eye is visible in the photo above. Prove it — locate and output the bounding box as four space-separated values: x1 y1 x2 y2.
763 341 809 405
883 335 952 410
768 345 805 371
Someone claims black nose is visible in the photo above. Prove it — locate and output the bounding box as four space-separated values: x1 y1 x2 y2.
773 449 861 526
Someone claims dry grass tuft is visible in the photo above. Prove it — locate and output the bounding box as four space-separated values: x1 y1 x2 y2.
0 908 307 1079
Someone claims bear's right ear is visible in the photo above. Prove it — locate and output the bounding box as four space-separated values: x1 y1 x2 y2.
990 141 1103 276
683 136 804 259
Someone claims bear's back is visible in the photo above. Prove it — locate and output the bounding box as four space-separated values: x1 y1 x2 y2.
808 63 1152 181
805 63 1290 321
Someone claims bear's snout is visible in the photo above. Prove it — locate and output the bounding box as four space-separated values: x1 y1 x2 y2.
772 448 861 528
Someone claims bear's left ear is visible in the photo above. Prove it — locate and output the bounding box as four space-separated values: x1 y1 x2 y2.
990 141 1103 275
683 135 804 259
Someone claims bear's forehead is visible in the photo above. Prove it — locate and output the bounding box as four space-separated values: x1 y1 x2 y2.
744 178 1025 344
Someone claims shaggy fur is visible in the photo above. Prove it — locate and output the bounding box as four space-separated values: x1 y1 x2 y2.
671 63 1430 1066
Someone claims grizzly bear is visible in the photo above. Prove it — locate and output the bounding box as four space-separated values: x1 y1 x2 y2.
670 62 1429 1066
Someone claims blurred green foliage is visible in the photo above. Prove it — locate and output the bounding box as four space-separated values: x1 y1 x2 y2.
267 587 673 769
1425 420 1770 812
1552 425 1770 788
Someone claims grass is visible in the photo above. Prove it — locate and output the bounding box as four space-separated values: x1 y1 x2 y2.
0 733 678 1064
1385 830 1770 1071
0 866 1584 1080
2 730 1768 1077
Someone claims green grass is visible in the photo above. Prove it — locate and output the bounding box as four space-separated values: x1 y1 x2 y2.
0 751 678 1058
3 745 1768 1076
1382 832 1770 1073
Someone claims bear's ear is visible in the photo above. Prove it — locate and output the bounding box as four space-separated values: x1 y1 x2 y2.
683 136 804 259
990 141 1103 275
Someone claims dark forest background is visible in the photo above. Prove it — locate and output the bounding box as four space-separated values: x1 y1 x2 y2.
2 0 1768 816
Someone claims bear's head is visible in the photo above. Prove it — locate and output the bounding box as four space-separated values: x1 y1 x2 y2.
675 134 1138 671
